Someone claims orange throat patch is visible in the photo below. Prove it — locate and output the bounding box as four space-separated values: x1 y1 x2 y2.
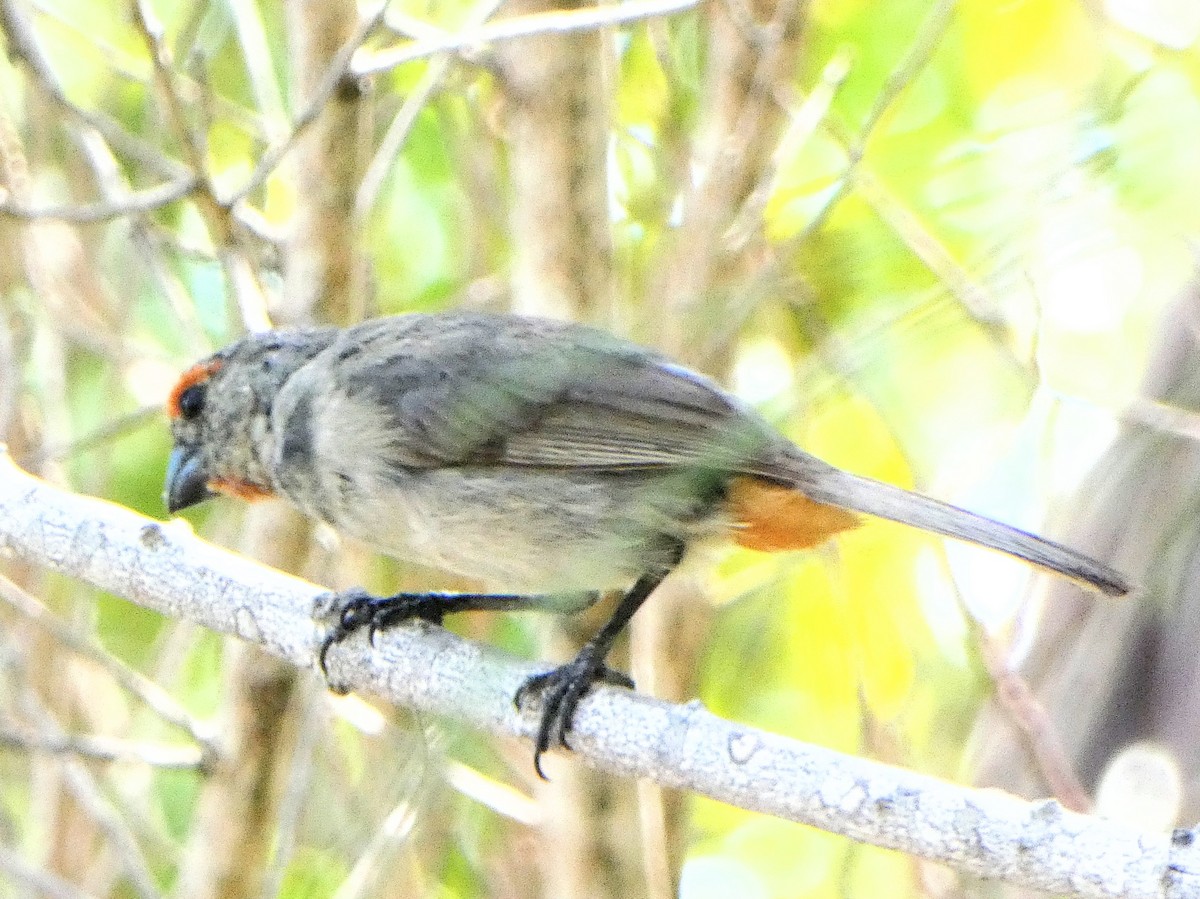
726 476 860 552
208 476 275 503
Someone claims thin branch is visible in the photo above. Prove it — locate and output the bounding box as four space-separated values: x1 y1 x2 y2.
27 0 266 135
0 572 218 754
73 131 213 358
973 625 1092 814
14 686 164 899
130 0 209 178
228 3 391 207
0 0 188 181
225 1 288 141
852 0 956 150
354 0 508 224
353 0 705 77
854 167 999 320
725 49 852 253
0 177 200 223
0 725 204 769
0 845 101 899
0 450 1195 899
129 0 277 333
775 0 957 253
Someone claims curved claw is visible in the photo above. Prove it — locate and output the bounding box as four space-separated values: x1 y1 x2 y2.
514 655 635 779
318 589 372 677
597 667 635 690
317 589 442 678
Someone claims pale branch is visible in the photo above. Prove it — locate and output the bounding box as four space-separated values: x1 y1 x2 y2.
0 0 188 182
0 725 204 770
0 571 215 751
0 176 200 223
0 450 1195 899
354 0 509 224
227 2 391 207
354 0 705 77
0 845 100 899
968 602 1092 814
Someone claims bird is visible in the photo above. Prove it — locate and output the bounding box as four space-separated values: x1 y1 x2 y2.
163 311 1130 776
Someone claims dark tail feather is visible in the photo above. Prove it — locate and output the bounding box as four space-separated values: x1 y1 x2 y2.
794 465 1131 597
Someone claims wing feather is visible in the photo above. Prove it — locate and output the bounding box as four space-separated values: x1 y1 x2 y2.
318 313 777 473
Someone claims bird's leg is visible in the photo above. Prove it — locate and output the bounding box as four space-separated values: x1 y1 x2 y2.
515 546 680 779
318 538 680 779
317 588 598 675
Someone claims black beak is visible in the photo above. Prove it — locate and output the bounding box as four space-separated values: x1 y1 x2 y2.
165 445 214 513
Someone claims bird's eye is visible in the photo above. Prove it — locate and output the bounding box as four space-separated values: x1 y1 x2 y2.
177 384 205 420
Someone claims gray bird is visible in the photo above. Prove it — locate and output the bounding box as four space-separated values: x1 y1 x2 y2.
164 312 1130 775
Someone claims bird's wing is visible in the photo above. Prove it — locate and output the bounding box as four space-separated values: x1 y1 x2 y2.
317 313 778 473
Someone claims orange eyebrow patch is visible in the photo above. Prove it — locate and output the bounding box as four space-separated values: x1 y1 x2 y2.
167 359 223 419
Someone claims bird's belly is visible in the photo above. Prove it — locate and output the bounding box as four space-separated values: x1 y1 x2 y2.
325 467 728 592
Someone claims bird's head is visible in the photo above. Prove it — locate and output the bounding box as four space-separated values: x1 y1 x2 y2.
164 328 336 513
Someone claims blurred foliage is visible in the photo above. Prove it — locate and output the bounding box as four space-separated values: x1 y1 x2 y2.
0 0 1198 896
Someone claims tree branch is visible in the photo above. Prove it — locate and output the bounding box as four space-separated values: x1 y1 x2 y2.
0 176 200 223
0 725 204 769
0 450 1194 899
354 0 705 76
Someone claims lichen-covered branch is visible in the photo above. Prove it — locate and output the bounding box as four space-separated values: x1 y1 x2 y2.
0 451 1194 899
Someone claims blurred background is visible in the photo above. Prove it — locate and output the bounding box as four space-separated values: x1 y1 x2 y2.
0 0 1198 896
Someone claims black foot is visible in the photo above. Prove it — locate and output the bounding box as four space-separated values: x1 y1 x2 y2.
514 650 635 779
317 588 445 676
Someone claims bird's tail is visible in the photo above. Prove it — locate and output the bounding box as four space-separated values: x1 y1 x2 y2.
738 455 1131 597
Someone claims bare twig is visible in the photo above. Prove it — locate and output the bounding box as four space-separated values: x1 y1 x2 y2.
228 3 391 207
725 49 852 253
354 0 508 223
973 624 1092 814
777 0 957 251
0 177 200 223
0 725 204 769
0 0 188 181
14 687 164 899
128 0 279 332
0 845 100 899
0 451 1194 899
0 572 217 754
73 131 212 357
27 0 266 135
131 0 209 178
854 167 999 320
225 1 288 141
353 0 705 76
